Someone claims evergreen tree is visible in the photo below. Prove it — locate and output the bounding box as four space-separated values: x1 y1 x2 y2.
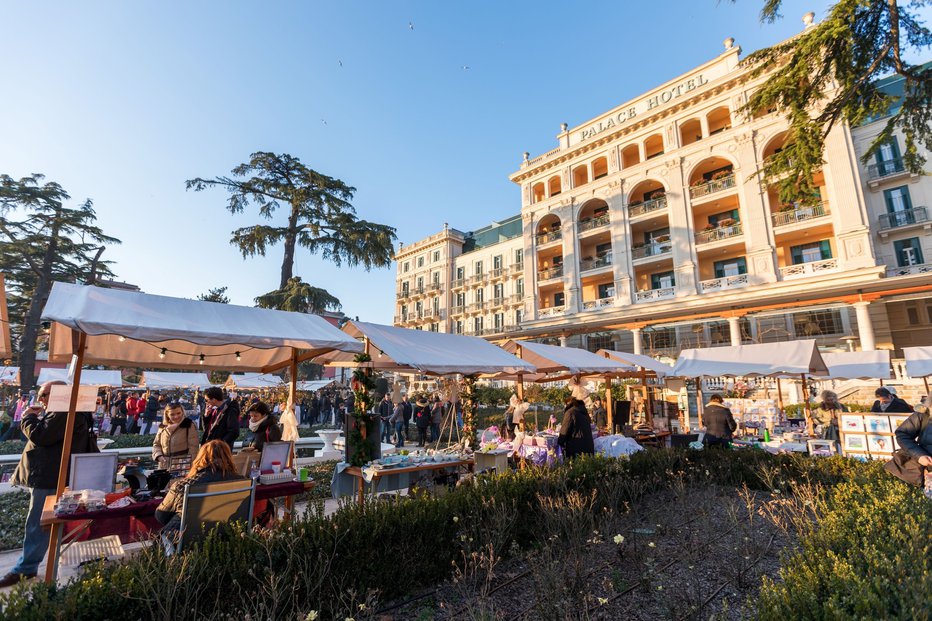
198 286 230 304
741 0 931 201
0 174 120 388
254 277 341 313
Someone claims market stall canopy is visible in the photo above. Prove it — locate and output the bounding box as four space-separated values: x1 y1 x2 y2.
815 350 892 380
671 339 828 377
224 373 285 389
597 350 674 377
42 282 363 372
0 274 11 360
903 346 932 378
140 371 214 389
316 321 536 376
0 366 20 385
501 340 632 376
36 367 123 387
296 379 337 392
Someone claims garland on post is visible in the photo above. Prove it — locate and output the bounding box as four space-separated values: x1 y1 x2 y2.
460 375 477 450
347 353 378 466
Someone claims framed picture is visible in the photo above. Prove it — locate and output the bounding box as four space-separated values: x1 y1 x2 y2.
843 434 867 452
867 434 893 454
864 415 891 434
849 453 869 462
807 439 836 457
889 415 909 431
840 415 865 433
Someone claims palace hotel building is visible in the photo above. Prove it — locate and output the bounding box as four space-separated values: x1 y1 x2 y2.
392 23 932 361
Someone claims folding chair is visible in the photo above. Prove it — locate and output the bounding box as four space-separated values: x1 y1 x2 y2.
173 479 256 554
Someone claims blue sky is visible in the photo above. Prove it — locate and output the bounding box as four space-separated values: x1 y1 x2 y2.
1 0 847 323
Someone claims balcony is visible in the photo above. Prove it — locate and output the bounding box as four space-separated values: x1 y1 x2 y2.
538 305 566 318
507 294 524 306
771 202 830 228
628 195 667 219
631 240 672 260
451 278 466 290
635 287 676 303
699 273 750 293
580 254 613 272
694 222 743 245
536 230 562 246
396 289 410 300
466 302 485 313
537 265 564 281
449 305 466 316
469 274 486 286
886 263 932 277
878 207 928 230
510 262 524 277
490 267 507 281
420 309 443 321
689 174 736 200
577 213 611 234
867 157 906 181
490 296 505 308
426 282 443 294
582 297 615 311
779 258 839 280
409 286 426 298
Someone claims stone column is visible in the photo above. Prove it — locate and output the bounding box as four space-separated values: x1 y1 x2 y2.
663 159 697 294
853 301 876 351
631 328 643 355
521 212 538 319
558 204 581 314
728 316 742 346
735 130 778 284
559 334 568 347
606 185 632 305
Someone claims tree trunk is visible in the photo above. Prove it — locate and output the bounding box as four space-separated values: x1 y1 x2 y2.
279 202 302 289
19 216 60 389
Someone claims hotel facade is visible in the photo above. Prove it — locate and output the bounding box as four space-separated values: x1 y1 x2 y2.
393 29 931 362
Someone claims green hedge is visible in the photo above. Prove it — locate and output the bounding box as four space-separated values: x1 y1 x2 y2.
0 450 919 620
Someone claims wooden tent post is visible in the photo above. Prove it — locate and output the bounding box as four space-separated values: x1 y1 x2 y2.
288 348 298 468
801 373 814 436
695 376 704 430
641 368 653 426
45 331 87 584
776 376 785 417
604 375 614 432
924 376 930 395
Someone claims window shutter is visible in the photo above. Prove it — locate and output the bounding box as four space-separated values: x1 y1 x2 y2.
819 240 832 260
714 262 725 278
790 245 803 265
737 257 747 274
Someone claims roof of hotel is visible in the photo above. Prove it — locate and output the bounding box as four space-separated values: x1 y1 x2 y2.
461 214 522 254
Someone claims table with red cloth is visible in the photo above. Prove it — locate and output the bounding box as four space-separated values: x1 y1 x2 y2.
40 480 315 545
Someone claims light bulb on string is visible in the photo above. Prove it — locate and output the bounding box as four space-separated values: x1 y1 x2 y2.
199 354 205 365
235 351 241 362
159 348 167 359
378 350 383 358
118 336 126 343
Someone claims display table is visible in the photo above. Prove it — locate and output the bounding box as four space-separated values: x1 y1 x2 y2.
337 459 474 507
474 450 510 473
633 431 671 448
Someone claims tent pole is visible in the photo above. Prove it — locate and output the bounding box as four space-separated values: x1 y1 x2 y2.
641 368 653 426
776 377 785 418
695 376 704 431
924 376 930 395
605 375 613 433
45 331 87 584
801 373 814 436
288 348 298 468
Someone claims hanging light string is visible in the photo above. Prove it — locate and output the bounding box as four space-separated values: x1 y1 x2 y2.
112 336 260 363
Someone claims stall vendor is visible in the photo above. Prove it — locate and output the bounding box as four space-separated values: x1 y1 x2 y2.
242 401 282 454
201 387 240 449
152 402 199 471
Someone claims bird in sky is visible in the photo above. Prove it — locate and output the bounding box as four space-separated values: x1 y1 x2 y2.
338 60 343 67
408 21 414 30
321 119 327 125
462 65 470 70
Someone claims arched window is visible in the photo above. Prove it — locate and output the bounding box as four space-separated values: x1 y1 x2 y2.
644 134 664 160
679 119 702 147
592 156 608 180
572 165 589 187
621 144 640 168
548 175 562 197
532 182 545 203
706 107 732 135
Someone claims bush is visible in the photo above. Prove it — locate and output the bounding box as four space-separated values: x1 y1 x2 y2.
0 491 28 550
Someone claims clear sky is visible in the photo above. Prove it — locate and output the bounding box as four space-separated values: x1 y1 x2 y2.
1 0 845 324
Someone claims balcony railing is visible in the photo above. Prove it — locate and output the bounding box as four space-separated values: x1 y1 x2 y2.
508 294 524 305
396 290 409 300
409 286 426 297
490 296 505 308
577 213 611 233
469 274 486 285
771 202 830 227
779 258 839 279
582 297 615 311
689 173 736 199
490 267 507 280
467 302 485 313
635 287 676 303
699 273 749 292
535 230 562 245
510 262 524 275
867 158 906 180
537 265 564 281
631 241 672 260
580 254 613 272
878 207 928 230
451 278 466 289
886 263 932 277
450 305 466 316
426 282 442 293
538 305 566 318
628 195 667 218
694 222 743 245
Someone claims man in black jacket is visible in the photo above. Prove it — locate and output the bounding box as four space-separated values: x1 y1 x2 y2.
377 393 394 443
557 397 595 459
201 386 240 449
0 381 94 587
870 387 913 414
702 394 737 448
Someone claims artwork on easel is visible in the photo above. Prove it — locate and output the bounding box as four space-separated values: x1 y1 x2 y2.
864 415 891 434
866 434 893 455
889 415 909 431
843 434 867 453
840 415 865 433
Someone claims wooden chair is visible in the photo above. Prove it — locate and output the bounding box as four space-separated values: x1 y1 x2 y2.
175 479 255 554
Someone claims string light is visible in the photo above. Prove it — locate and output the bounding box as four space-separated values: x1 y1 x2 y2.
377 350 383 358
118 336 126 342
235 351 241 361
159 348 167 359
199 354 205 365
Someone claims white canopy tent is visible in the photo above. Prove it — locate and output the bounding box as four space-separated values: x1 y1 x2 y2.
500 340 632 376
224 373 286 390
903 346 932 393
317 321 536 376
671 340 828 377
0 366 20 385
597 350 674 378
36 367 124 387
815 350 892 380
39 282 364 583
296 379 338 392
140 371 214 389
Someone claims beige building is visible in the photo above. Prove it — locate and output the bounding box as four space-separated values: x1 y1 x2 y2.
394 26 931 360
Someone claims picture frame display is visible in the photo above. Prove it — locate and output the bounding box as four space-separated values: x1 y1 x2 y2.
843 434 867 452
866 434 893 454
864 415 891 434
840 415 865 433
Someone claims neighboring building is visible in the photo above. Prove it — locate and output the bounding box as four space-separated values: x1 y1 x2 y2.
393 23 932 359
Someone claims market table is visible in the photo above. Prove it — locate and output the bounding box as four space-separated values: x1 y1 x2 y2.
633 431 672 448
40 479 316 546
339 459 474 507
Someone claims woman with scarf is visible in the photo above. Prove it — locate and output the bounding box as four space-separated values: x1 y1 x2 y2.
152 402 199 472
243 401 282 453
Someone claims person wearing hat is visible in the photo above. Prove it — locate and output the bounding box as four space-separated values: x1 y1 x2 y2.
870 387 913 413
413 396 431 447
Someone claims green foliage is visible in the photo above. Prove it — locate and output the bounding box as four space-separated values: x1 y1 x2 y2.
0 491 28 550
254 276 341 313
740 0 932 202
783 402 870 417
473 385 513 407
196 286 230 304
539 385 572 410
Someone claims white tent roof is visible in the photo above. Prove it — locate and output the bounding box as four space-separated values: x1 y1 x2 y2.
671 340 829 377
224 373 285 389
815 350 892 380
598 350 674 377
904 346 932 378
141 371 214 389
0 366 20 385
37 367 124 387
42 282 363 372
501 340 632 376
317 321 536 376
296 379 337 392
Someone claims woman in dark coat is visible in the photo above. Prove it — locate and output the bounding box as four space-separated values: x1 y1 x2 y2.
413 396 431 447
243 401 282 454
557 397 595 459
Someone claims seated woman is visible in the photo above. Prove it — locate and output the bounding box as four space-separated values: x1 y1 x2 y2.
155 440 245 530
243 401 282 454
152 402 199 473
